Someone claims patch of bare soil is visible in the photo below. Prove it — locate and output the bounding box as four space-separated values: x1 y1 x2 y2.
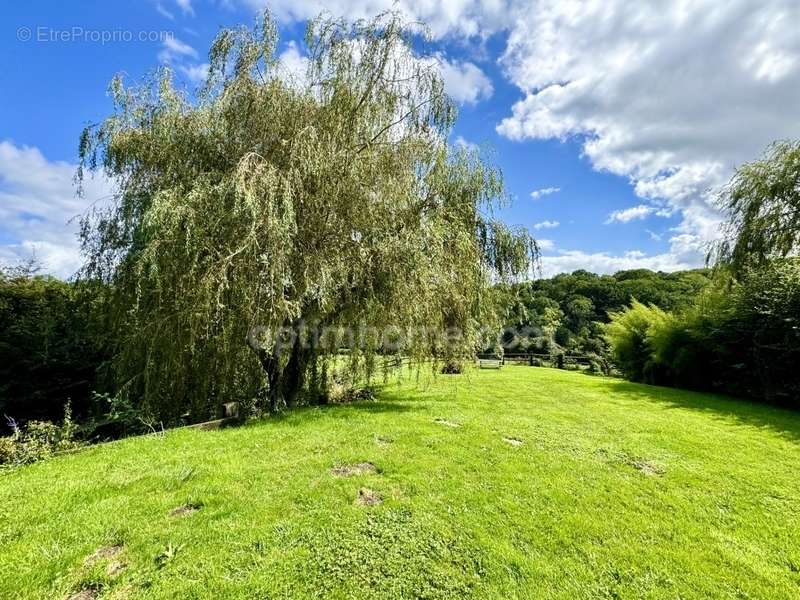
356 487 382 506
66 588 99 600
169 502 202 517
632 459 665 476
331 386 376 403
85 545 123 566
434 418 460 428
596 448 666 476
106 560 126 577
331 462 377 477
503 437 523 447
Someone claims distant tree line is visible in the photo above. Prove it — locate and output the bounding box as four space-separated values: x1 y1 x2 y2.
494 268 712 360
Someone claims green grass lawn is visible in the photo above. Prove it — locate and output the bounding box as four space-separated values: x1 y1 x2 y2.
2 366 800 599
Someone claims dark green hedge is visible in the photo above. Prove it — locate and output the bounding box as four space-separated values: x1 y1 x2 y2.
0 270 109 431
607 260 800 406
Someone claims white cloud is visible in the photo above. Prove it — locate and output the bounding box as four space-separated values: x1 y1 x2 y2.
536 238 555 250
236 0 509 38
0 141 114 278
605 204 657 224
437 57 493 105
453 136 479 153
496 0 800 267
175 0 194 16
276 41 311 89
530 186 560 200
533 220 559 230
160 36 206 88
158 36 198 63
540 249 691 278
155 3 175 19
179 62 209 85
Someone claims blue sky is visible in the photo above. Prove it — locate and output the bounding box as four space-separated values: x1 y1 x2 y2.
2 0 798 277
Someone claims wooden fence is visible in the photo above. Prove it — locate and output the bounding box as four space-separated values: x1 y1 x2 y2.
478 352 597 369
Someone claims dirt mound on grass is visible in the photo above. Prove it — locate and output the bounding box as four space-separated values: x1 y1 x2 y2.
85 544 123 565
632 459 665 476
67 587 99 600
503 437 523 447
356 488 382 506
331 462 378 477
106 560 126 577
169 502 202 517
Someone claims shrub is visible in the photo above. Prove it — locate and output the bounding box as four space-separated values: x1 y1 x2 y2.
607 261 800 406
0 405 83 466
586 353 608 375
83 392 152 441
731 260 800 403
605 300 670 383
440 361 463 375
328 386 376 404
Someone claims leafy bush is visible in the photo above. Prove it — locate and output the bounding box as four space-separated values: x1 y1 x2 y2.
607 261 800 406
732 260 800 403
440 361 463 375
607 293 735 387
585 354 608 375
83 392 153 441
0 405 83 466
328 386 376 404
605 301 668 382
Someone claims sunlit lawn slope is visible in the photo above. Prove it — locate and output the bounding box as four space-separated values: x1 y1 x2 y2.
2 367 799 599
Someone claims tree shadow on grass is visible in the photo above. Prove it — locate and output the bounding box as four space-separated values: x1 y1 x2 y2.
604 377 800 443
318 399 417 417
234 381 434 431
315 381 437 418
255 396 418 428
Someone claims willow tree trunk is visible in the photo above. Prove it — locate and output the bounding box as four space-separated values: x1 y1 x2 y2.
250 346 284 412
279 335 314 408
248 335 314 412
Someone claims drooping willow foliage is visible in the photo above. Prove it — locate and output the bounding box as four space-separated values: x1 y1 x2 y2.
78 11 538 419
712 140 800 275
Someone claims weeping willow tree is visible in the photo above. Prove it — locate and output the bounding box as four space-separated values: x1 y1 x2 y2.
713 140 800 275
78 11 537 420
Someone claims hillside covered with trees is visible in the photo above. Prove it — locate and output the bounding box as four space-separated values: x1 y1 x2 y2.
495 268 712 359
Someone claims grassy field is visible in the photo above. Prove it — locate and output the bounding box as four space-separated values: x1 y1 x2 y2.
2 366 800 599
